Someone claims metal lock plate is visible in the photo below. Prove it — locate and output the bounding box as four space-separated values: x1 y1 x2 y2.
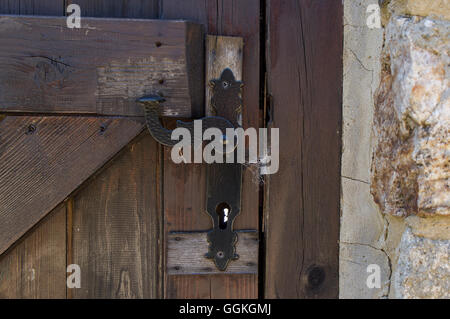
138 68 243 271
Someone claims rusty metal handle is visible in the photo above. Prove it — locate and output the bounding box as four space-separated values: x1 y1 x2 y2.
137 68 243 271
137 95 235 147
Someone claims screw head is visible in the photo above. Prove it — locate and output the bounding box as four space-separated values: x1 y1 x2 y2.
26 124 36 135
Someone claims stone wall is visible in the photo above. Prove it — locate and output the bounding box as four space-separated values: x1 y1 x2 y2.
341 0 449 298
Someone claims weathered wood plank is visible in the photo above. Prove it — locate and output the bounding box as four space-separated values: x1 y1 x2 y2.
205 35 243 121
265 0 342 298
164 273 258 299
0 116 144 255
66 0 159 19
0 15 203 117
70 132 162 299
0 204 66 299
210 274 257 299
167 231 257 275
0 0 19 13
60 0 163 300
0 0 66 301
167 274 257 299
165 275 211 299
161 0 260 299
0 0 63 15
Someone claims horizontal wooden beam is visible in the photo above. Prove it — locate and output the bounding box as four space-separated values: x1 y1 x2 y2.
0 116 145 256
0 15 204 118
167 230 258 275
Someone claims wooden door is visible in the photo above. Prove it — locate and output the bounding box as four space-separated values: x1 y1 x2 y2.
0 0 342 299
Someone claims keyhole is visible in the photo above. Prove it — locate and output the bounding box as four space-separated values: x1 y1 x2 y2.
216 202 231 230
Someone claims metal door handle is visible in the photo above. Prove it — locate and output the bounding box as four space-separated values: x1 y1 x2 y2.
137 68 243 271
137 95 235 147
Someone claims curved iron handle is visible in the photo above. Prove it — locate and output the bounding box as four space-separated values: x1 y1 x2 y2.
137 95 236 147
137 68 243 272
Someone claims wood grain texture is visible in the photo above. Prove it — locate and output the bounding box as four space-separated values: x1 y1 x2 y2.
210 274 257 299
66 0 159 19
0 0 63 15
0 204 66 299
0 0 66 300
203 35 248 274
205 35 243 121
0 0 20 13
62 0 164 300
265 0 342 298
161 0 260 299
0 15 203 117
161 0 260 235
0 116 144 255
70 132 162 299
165 275 211 299
166 274 257 299
167 231 257 275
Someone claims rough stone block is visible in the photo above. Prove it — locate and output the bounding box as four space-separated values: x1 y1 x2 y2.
393 227 450 298
371 17 450 217
382 0 450 24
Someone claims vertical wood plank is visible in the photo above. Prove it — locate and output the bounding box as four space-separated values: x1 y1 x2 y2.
265 0 342 298
210 274 257 299
67 0 159 18
205 35 244 118
0 205 66 299
0 0 63 15
0 0 19 13
166 274 257 299
66 198 74 299
17 0 63 15
165 275 211 299
161 0 260 299
70 132 162 299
